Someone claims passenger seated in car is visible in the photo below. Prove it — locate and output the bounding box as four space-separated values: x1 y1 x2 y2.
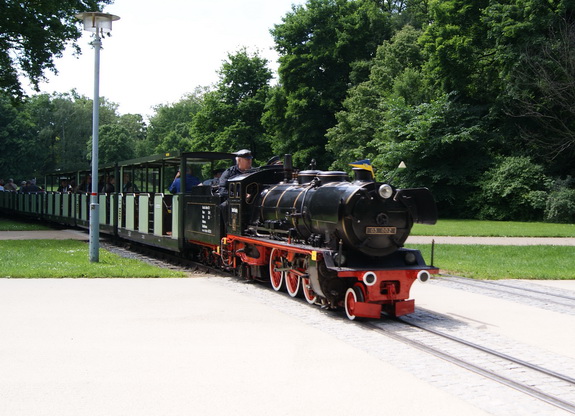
169 167 200 193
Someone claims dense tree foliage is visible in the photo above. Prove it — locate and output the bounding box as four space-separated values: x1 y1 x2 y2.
190 49 273 162
267 0 393 167
484 0 575 176
1 0 112 100
87 124 136 166
0 93 37 178
145 89 206 155
0 90 144 180
2 0 575 222
474 156 551 221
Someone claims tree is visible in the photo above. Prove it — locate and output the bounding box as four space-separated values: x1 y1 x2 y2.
389 0 430 29
43 91 119 170
420 0 500 103
268 0 392 168
1 0 112 100
474 156 550 221
87 124 136 166
327 25 428 171
190 49 272 159
119 113 146 143
418 0 575 178
23 91 137 171
483 0 575 175
25 93 59 173
0 92 38 179
145 88 206 155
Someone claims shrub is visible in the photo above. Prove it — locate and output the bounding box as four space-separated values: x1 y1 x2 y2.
545 177 575 223
476 156 550 221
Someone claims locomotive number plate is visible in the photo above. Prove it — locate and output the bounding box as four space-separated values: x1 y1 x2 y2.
366 226 397 235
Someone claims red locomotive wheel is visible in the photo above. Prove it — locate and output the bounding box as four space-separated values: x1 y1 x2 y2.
269 248 284 291
285 271 301 297
302 277 317 304
344 286 365 320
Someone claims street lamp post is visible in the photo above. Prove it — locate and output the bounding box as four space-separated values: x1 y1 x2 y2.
75 12 120 262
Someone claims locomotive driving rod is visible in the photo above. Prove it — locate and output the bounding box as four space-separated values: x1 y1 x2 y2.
273 266 309 278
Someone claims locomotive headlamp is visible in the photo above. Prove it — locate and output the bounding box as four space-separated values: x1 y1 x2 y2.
404 251 417 265
417 270 431 283
378 184 394 199
363 272 377 286
333 252 346 267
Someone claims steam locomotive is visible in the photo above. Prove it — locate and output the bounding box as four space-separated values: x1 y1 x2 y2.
0 151 438 320
221 155 438 319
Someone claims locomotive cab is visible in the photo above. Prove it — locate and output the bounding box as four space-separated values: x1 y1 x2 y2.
225 167 285 235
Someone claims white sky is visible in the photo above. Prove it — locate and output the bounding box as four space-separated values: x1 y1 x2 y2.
27 0 305 118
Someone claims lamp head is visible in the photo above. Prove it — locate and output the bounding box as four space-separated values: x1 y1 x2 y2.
76 12 120 34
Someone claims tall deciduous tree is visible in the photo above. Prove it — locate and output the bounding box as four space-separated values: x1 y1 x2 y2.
268 0 392 168
1 0 112 100
420 0 499 103
0 92 37 179
327 25 427 171
484 0 575 175
88 124 135 166
25 91 135 172
146 88 206 155
327 22 492 216
190 48 272 159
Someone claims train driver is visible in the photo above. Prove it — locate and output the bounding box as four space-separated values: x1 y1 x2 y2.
218 149 253 199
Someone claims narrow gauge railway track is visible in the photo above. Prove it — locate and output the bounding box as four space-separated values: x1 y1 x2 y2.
360 318 575 414
434 275 575 310
100 239 230 278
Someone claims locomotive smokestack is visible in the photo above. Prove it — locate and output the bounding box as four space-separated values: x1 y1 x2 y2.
283 154 293 182
353 168 373 182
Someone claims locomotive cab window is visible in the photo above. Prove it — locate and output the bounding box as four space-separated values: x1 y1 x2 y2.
245 182 258 204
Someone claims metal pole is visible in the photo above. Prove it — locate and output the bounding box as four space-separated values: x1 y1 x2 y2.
89 30 101 262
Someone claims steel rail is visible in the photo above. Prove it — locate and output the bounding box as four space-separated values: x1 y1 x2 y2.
435 275 575 305
362 320 575 414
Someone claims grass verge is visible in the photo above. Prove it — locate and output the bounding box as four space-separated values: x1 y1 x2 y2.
408 244 575 280
0 216 52 231
412 219 575 237
0 240 186 278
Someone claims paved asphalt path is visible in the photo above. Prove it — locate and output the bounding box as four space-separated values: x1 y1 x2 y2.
0 278 492 416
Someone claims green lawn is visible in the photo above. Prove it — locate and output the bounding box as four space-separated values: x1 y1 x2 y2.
0 240 186 278
3 216 573 280
409 220 575 279
412 219 575 237
408 243 575 280
0 216 52 231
